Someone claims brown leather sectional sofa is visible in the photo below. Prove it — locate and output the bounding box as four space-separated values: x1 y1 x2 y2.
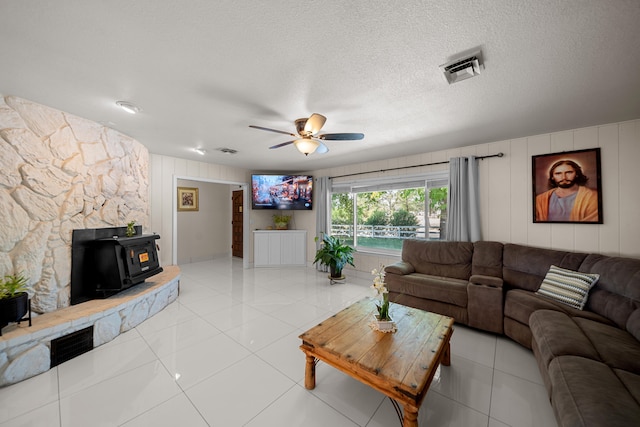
385 239 640 427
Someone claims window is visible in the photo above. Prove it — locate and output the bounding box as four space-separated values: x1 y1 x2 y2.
330 173 448 253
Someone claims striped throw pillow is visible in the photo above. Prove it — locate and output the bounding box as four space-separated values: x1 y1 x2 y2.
536 265 600 310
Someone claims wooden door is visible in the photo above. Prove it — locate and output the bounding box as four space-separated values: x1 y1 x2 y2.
232 190 243 258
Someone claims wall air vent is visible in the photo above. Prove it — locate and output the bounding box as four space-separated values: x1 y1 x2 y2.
440 50 484 84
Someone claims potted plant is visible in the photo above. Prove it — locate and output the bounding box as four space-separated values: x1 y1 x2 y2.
126 220 137 237
0 273 32 335
273 214 291 230
313 234 355 278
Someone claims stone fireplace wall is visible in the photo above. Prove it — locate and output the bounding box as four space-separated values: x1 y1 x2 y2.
0 95 149 313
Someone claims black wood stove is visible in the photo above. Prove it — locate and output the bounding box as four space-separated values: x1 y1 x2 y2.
71 226 163 305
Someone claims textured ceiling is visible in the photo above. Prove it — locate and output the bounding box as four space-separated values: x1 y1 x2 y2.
1 1 639 172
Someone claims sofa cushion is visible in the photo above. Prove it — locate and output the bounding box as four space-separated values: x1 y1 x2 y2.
535 265 599 310
614 369 640 405
529 310 601 370
548 356 640 427
400 239 473 280
505 289 570 325
579 253 640 328
389 292 468 324
585 288 638 330
504 317 534 349
503 244 588 292
627 308 640 342
506 289 614 326
579 254 640 301
574 317 640 373
386 273 468 307
471 241 503 277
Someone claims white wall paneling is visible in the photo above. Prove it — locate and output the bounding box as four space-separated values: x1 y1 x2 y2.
149 154 250 268
148 119 640 274
619 121 640 256
311 119 640 270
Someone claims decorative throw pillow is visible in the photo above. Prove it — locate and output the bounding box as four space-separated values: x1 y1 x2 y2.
535 265 600 310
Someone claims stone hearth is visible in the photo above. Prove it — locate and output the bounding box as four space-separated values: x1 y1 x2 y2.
0 266 180 387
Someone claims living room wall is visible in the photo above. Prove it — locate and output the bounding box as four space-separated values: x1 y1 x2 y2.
149 154 248 267
0 96 149 313
10 94 634 311
150 119 639 276
312 119 640 275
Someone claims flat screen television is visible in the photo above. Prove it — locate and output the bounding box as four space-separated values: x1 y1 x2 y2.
251 174 313 210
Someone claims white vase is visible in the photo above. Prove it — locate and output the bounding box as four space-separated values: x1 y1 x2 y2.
375 315 395 331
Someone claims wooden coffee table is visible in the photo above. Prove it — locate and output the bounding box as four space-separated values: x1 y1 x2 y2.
299 298 454 427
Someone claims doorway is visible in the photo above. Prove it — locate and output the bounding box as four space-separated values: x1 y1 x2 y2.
172 176 249 269
232 189 243 258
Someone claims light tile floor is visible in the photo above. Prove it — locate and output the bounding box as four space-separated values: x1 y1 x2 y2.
0 258 558 427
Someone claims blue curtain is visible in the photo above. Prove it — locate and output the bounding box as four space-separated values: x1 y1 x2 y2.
446 156 482 242
315 176 329 271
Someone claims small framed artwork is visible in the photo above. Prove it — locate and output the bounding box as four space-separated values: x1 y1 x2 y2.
532 148 602 223
177 187 199 212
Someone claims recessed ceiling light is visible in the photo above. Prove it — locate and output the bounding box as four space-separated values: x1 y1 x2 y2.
116 101 141 114
194 148 207 155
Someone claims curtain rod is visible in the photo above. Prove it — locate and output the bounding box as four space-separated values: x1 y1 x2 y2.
328 152 504 180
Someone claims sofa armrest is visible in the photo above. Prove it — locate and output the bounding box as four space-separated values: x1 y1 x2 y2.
468 276 504 334
385 262 415 276
470 274 503 288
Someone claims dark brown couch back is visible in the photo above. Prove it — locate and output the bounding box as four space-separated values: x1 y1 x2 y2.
401 239 473 280
580 254 640 329
398 239 640 338
502 244 588 292
472 241 504 277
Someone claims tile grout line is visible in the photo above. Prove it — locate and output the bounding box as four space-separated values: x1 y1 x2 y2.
488 335 497 427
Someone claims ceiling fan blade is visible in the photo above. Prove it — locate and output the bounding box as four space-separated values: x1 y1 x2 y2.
249 125 296 137
315 141 329 154
304 113 327 135
269 140 295 149
318 133 365 140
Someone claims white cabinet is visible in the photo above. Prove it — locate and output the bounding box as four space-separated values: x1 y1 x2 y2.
253 230 307 267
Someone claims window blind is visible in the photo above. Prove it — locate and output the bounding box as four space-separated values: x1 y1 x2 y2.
331 173 447 194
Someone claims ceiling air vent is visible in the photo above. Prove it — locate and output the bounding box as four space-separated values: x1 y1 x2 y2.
216 147 238 155
440 50 484 84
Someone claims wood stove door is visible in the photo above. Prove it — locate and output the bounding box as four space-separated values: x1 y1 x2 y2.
232 190 243 258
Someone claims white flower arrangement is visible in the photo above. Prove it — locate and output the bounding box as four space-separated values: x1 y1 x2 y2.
370 265 391 321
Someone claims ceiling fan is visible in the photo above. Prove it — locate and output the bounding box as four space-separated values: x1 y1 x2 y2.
249 113 364 155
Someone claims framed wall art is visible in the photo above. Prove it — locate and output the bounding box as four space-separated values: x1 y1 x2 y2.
177 187 199 212
532 148 602 224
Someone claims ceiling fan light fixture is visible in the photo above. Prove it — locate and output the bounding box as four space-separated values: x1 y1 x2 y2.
116 101 141 114
303 113 327 136
294 139 319 156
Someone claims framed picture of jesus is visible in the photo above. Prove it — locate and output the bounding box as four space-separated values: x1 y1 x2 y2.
532 148 602 224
